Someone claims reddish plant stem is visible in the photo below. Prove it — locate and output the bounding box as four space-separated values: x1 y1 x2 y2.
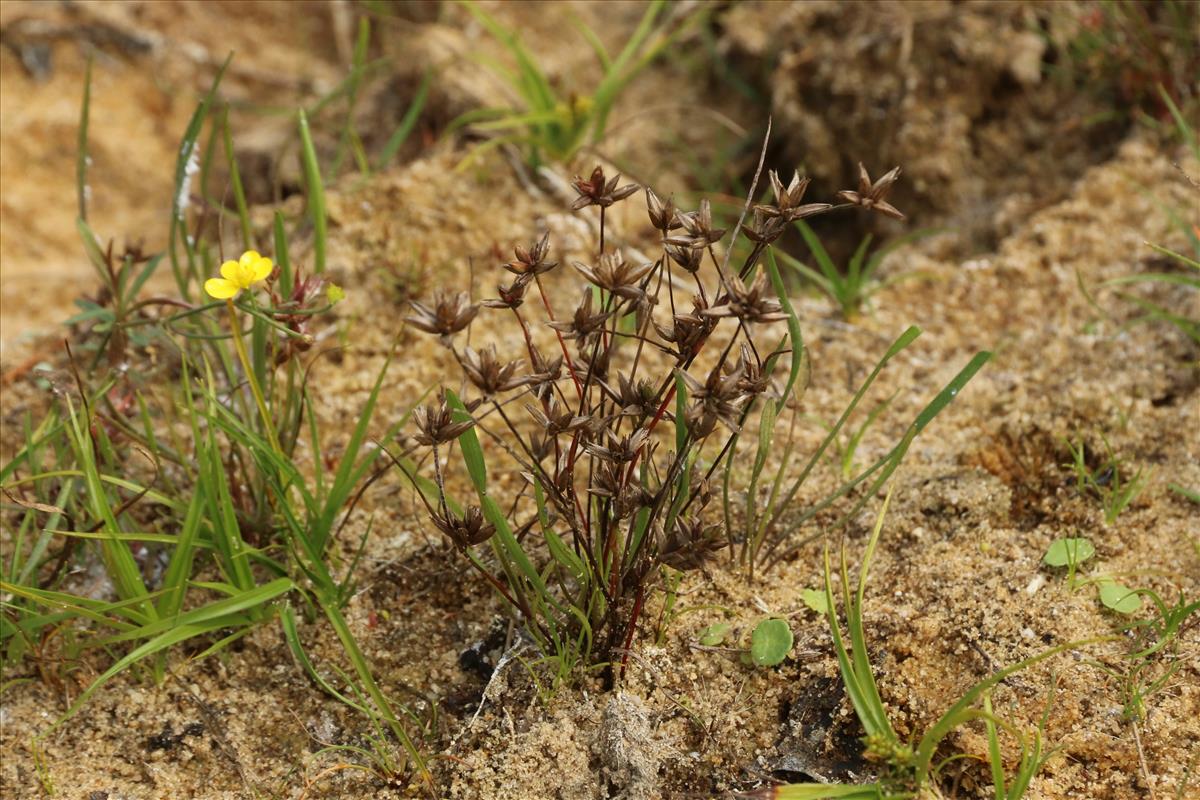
534 274 584 398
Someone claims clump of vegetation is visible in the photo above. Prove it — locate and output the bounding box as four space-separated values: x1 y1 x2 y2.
453 0 701 168
1061 436 1149 525
398 158 988 680
758 490 1094 800
2 59 432 789
1053 3 1198 130
774 165 937 319
1078 87 1199 347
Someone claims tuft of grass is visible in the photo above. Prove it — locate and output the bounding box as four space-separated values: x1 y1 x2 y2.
777 221 938 319
1077 85 1199 345
761 488 1108 799
2 55 431 787
451 0 701 168
1061 436 1149 525
396 151 987 686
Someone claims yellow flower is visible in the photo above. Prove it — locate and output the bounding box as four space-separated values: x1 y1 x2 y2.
204 250 274 299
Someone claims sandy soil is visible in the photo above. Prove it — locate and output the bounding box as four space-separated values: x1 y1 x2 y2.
1 2 1197 799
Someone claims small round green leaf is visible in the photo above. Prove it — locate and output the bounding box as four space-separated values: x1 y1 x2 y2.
750 618 793 667
801 588 829 614
1043 537 1096 567
1098 581 1141 615
698 622 731 646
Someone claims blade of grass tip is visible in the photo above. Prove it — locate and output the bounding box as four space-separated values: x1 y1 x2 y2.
64 398 153 617
320 601 429 782
376 68 431 170
445 390 550 601
770 326 922 526
297 109 327 274
846 233 873 298
221 108 254 250
332 16 371 176
794 219 842 286
850 486 897 740
281 606 371 715
94 577 293 648
913 635 1115 778
272 211 293 297
983 693 1007 800
590 0 667 138
76 55 92 222
55 590 289 723
155 482 205 619
312 353 392 553
818 349 992 531
766 251 805 400
1159 84 1199 161
823 547 881 740
168 54 231 298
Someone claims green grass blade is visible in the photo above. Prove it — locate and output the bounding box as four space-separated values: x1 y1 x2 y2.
221 108 254 250
273 211 293 297
297 108 327 274
76 55 92 221
169 54 231 298
377 69 431 170
794 219 843 285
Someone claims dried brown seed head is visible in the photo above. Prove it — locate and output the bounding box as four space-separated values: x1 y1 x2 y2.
573 252 654 301
584 427 650 464
590 462 651 520
646 188 682 232
678 362 747 437
702 273 788 324
527 396 590 437
413 394 475 446
755 170 832 222
653 296 716 360
432 505 495 548
547 289 612 346
615 373 661 419
406 290 480 341
838 163 905 220
460 345 537 396
571 166 638 210
657 515 723 571
666 198 726 247
482 274 533 309
665 242 703 273
527 346 563 401
505 234 558 276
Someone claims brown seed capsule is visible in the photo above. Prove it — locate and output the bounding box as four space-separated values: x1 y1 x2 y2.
646 187 682 232
665 198 725 248
657 515 723 571
547 289 612 346
482 274 533 309
413 394 475 446
754 170 832 222
406 290 480 341
573 252 654 301
504 234 558 277
702 273 788 324
459 345 538 396
571 166 638 210
838 163 905 220
432 505 495 547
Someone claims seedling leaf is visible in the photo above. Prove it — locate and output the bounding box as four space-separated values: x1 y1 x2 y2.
750 618 793 666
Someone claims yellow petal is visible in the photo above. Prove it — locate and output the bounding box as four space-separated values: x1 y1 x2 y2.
205 278 240 299
251 256 273 282
219 260 242 282
239 250 262 268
